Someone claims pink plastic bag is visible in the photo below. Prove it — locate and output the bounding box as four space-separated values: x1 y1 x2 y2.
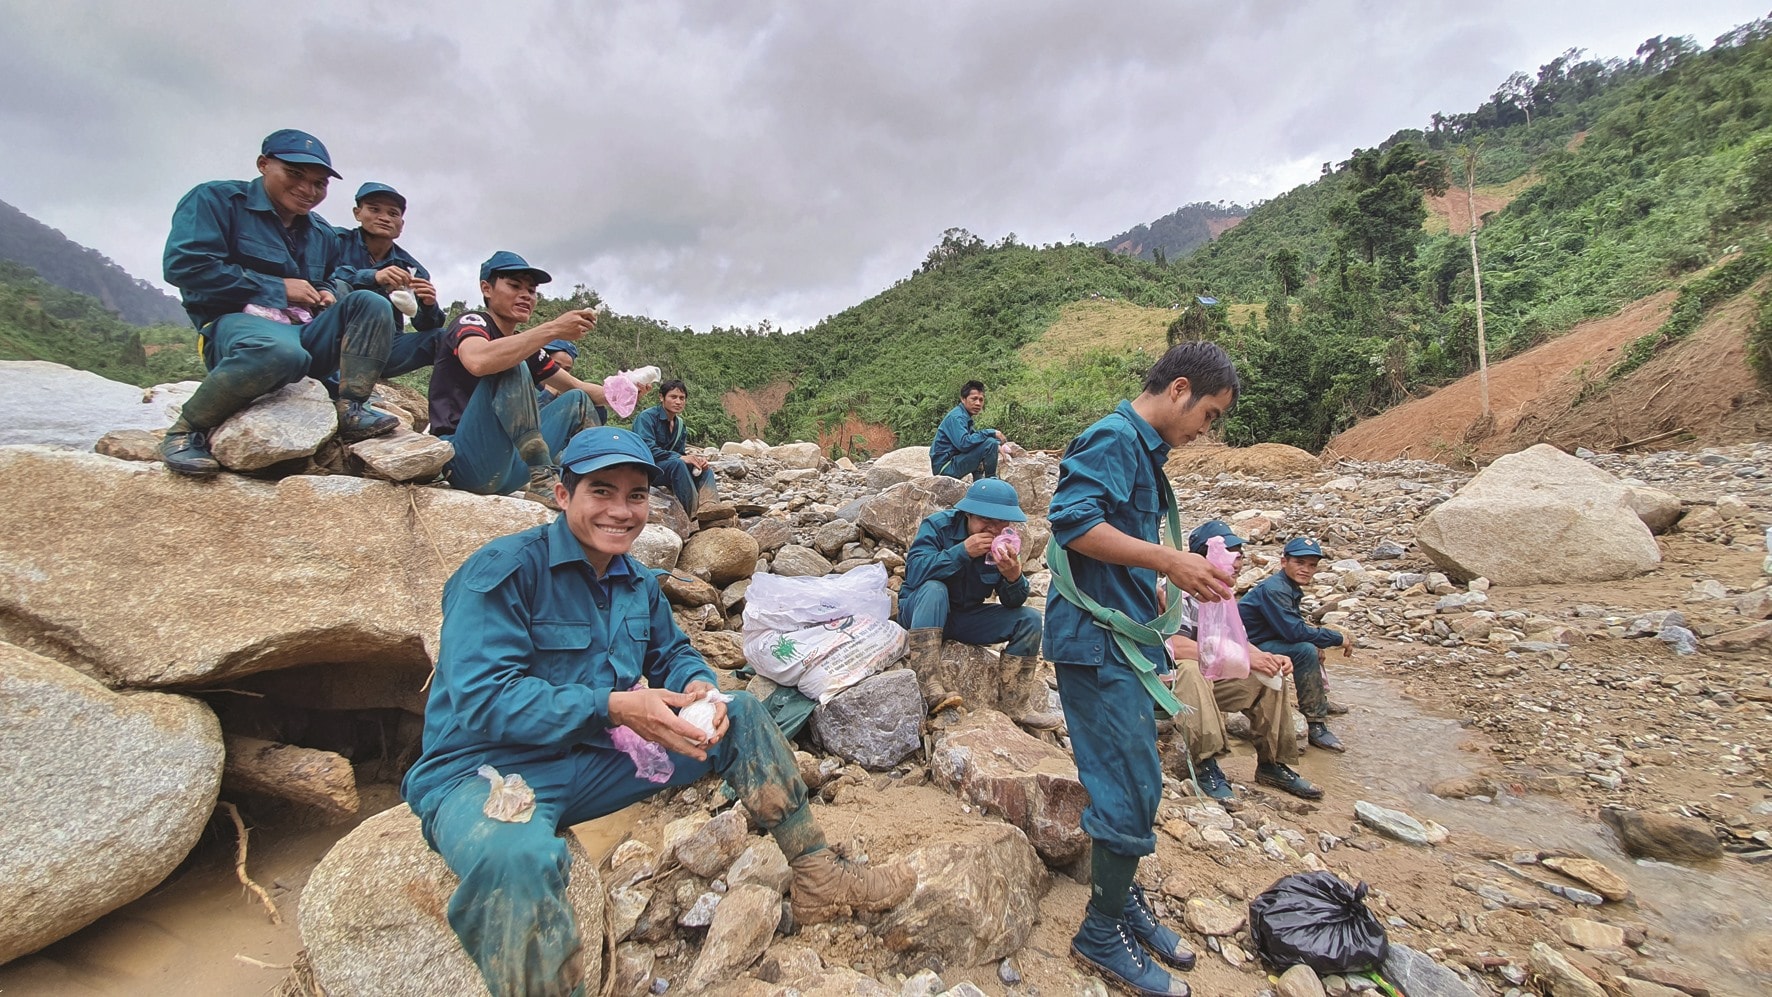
1196 536 1251 680
987 526 1021 567
609 682 674 782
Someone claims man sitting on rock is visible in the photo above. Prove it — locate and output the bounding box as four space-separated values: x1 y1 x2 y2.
160 128 402 475
401 427 914 997
633 378 717 517
329 181 447 377
899 478 1063 730
1240 536 1349 753
930 379 1005 479
426 252 613 507
1162 521 1321 801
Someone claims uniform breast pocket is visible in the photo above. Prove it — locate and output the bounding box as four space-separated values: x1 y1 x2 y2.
609 618 651 686
234 236 291 275
530 620 597 684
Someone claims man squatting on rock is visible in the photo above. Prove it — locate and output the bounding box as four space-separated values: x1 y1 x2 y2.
425 251 620 508
930 379 1005 479
1045 341 1243 997
1240 536 1351 753
402 427 915 997
633 378 719 517
899 477 1064 730
160 129 423 474
1161 520 1322 802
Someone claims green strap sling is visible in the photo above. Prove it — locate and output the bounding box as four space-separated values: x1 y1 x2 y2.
1045 466 1194 719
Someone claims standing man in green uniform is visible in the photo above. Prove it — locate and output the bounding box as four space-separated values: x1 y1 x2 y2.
160 129 401 475
402 427 914 997
330 181 447 376
1044 342 1240 997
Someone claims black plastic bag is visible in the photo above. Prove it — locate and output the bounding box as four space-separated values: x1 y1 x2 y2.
1248 872 1389 974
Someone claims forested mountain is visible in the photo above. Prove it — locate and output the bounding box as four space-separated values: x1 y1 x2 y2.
0 260 200 385
0 199 186 326
1097 201 1248 264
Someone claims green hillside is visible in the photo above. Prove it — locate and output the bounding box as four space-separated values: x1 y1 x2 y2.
0 260 201 386
1097 202 1249 265
0 199 188 326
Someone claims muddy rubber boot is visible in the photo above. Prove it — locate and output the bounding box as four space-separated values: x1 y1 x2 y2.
787 848 915 925
1071 906 1190 996
523 465 562 510
907 628 963 714
159 426 221 476
999 653 1064 730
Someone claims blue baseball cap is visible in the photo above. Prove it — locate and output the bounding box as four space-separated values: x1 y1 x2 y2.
261 129 341 179
1188 520 1246 556
953 478 1026 523
479 250 553 285
558 427 659 483
354 181 406 210
544 339 579 359
1283 537 1325 558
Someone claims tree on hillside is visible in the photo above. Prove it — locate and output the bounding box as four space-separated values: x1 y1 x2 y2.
1326 142 1449 271
918 228 988 273
1268 247 1305 297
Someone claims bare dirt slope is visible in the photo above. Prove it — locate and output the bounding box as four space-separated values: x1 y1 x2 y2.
1326 283 1772 464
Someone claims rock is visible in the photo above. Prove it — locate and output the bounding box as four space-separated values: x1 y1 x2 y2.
0 447 551 687
1704 620 1772 653
1715 493 1752 520
684 883 781 990
348 427 454 481
208 377 338 471
679 528 761 587
1599 809 1722 863
727 838 792 894
1558 917 1626 950
1623 486 1683 534
1183 896 1245 936
868 810 1047 968
694 497 739 524
677 890 721 928
1539 856 1630 902
1355 800 1448 846
609 884 653 942
613 942 656 997
772 544 834 577
632 523 686 570
900 968 945 996
1529 942 1606 997
812 519 860 557
811 669 923 770
661 571 723 609
856 477 967 547
930 710 1090 864
0 642 224 963
768 442 825 470
721 439 768 457
999 455 1055 515
1416 444 1660 584
675 809 751 878
745 518 794 553
650 491 697 540
871 446 933 480
1382 943 1480 997
692 630 746 671
222 733 358 821
1371 540 1407 560
94 427 165 461
1279 964 1328 997
300 805 604 997
1624 964 1712 996
757 944 824 986
0 361 186 449
1735 587 1772 620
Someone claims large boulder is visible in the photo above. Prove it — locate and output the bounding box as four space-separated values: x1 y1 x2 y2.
208 377 339 471
856 477 967 547
931 710 1090 864
1416 445 1660 585
0 361 188 449
871 446 934 481
772 544 834 578
745 518 794 554
810 669 923 770
631 523 685 570
767 442 825 470
0 446 550 687
300 805 604 997
0 641 224 962
679 528 760 587
998 455 1055 516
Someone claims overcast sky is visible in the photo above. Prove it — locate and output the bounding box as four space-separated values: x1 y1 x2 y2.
2 1 1765 331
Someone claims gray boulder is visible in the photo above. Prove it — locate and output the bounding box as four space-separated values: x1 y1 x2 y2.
209 377 339 471
348 428 455 482
811 669 923 770
772 544 834 578
0 361 188 449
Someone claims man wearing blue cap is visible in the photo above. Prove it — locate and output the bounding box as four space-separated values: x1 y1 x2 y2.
930 380 1006 479
900 478 1062 729
160 129 401 475
403 427 914 997
331 182 447 374
426 252 614 507
1240 537 1349 753
1045 341 1241 997
1161 520 1321 800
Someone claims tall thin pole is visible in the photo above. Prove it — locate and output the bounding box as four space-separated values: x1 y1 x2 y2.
1464 147 1491 420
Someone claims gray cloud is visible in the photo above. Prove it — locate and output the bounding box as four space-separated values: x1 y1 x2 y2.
0 0 1763 330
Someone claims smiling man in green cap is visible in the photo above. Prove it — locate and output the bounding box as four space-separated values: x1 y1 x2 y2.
161 128 402 475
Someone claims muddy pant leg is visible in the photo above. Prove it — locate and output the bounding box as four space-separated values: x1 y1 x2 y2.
694 465 720 506
418 767 584 997
298 289 395 401
1258 640 1326 723
1056 660 1160 863
944 603 1042 656
655 455 700 517
943 440 1000 480
1212 674 1299 765
705 692 823 858
897 580 952 633
1169 657 1228 765
539 388 599 454
383 327 443 378
179 313 310 429
444 368 548 495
